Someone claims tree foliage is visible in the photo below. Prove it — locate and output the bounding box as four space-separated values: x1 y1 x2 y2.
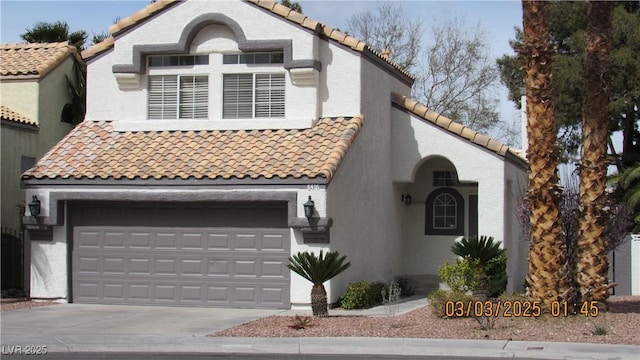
21 21 87 51
497 2 640 167
346 2 423 71
414 17 503 136
348 4 511 142
280 0 302 14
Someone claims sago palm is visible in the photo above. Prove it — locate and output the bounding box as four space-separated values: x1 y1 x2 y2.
451 235 505 299
521 0 572 309
576 0 615 305
451 236 503 266
288 250 350 317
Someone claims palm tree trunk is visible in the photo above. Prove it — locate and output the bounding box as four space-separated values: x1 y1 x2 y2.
310 283 328 317
522 0 572 310
576 1 614 306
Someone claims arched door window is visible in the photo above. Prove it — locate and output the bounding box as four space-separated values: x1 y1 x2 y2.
425 187 464 235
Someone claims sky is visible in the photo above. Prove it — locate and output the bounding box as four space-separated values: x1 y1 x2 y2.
0 0 525 144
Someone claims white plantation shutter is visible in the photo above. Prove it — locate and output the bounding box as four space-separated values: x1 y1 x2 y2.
148 75 178 119
255 74 285 118
223 74 253 118
148 75 208 119
223 73 285 119
179 76 208 119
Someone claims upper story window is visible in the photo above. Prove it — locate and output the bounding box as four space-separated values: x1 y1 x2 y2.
223 73 285 119
148 55 209 67
146 52 285 120
148 75 208 119
223 52 283 65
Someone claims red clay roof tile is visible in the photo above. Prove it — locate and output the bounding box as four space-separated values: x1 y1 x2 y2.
23 116 364 182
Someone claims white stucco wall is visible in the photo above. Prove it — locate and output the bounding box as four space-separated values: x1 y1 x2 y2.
391 107 528 291
30 226 68 299
85 0 335 128
324 57 410 302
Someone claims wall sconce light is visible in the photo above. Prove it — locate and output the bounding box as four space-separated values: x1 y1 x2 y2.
303 196 315 220
28 195 41 217
401 193 412 206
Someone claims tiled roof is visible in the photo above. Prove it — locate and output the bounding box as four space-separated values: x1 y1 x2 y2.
1 42 81 78
391 92 520 159
0 105 38 127
22 116 364 182
81 0 414 80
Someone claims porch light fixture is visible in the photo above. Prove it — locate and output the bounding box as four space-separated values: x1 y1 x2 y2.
401 193 412 206
303 196 315 220
28 195 41 217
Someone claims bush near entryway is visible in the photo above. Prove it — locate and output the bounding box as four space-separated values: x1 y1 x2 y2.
450 235 507 298
340 281 389 309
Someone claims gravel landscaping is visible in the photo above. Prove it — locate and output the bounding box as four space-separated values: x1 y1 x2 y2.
212 296 640 345
3 295 638 345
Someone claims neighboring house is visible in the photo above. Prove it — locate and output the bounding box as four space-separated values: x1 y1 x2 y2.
1 42 83 291
22 0 527 309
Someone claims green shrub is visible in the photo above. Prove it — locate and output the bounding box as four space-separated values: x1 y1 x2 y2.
340 281 370 309
340 281 389 309
428 289 476 318
450 235 508 298
396 277 415 297
485 250 507 298
438 256 480 293
369 282 388 305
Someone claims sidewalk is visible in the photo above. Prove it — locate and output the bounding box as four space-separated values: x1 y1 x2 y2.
2 334 638 359
1 298 638 359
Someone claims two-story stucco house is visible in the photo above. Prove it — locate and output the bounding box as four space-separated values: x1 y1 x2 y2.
1 42 83 291
22 0 528 309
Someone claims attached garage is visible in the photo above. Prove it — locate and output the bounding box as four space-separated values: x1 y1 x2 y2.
69 202 291 309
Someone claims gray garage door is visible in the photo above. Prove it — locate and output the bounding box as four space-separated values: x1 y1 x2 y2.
70 202 290 309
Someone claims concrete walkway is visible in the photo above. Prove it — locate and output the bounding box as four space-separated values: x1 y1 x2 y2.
1 300 638 359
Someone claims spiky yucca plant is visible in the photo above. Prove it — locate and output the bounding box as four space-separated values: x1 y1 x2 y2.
288 250 351 317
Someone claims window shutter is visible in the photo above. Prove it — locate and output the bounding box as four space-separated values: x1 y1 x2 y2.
148 75 177 119
179 75 208 119
255 73 285 118
223 74 253 119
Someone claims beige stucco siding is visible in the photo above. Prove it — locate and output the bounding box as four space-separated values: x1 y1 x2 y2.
1 81 40 123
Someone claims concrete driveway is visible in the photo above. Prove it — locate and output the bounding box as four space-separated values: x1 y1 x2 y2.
1 303 281 336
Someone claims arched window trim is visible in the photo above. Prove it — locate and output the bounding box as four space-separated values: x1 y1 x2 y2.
425 187 465 236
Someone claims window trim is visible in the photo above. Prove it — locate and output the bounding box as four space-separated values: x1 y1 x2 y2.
425 187 465 236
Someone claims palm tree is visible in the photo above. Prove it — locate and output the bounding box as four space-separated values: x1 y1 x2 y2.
576 0 616 306
21 21 87 51
610 162 640 225
288 250 350 317
521 0 572 309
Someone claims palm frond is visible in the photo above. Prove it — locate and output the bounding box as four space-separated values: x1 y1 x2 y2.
288 250 351 286
451 235 504 266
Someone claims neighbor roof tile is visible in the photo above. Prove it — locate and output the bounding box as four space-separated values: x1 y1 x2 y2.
23 116 364 182
0 105 38 127
1 42 81 78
